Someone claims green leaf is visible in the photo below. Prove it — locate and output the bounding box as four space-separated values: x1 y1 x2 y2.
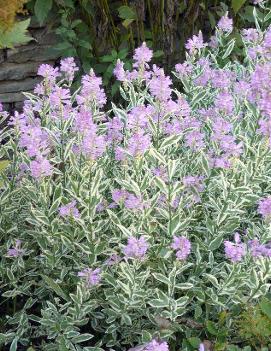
153 176 168 194
121 313 132 325
222 39 236 59
176 296 189 307
160 134 182 149
206 320 218 336
201 152 210 177
188 337 201 347
118 6 137 20
208 11 216 29
0 19 32 49
232 0 247 14
175 283 193 290
72 333 94 343
9 337 18 351
100 54 114 63
149 299 169 308
116 224 131 238
41 275 69 301
0 160 9 173
168 215 180 236
260 298 271 319
209 235 224 251
122 19 135 28
34 0 53 24
153 50 164 58
152 273 170 285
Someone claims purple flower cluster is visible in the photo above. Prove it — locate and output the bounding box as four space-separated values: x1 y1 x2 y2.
225 232 271 262
175 62 193 78
145 340 169 351
114 60 126 81
224 233 246 263
185 31 207 54
242 28 259 43
76 70 107 108
81 129 106 161
217 13 233 33
73 108 94 134
106 116 124 143
59 200 80 218
78 268 101 287
49 86 71 109
183 175 205 204
133 42 153 69
123 236 149 259
112 189 146 211
209 117 243 169
127 105 150 131
19 121 50 158
214 91 234 115
30 157 53 179
248 239 271 258
149 65 173 102
114 42 153 83
127 131 151 158
171 236 191 260
10 111 52 181
7 240 24 257
258 196 271 219
60 57 78 83
38 64 59 83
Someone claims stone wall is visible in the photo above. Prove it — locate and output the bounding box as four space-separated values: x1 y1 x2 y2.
0 18 60 112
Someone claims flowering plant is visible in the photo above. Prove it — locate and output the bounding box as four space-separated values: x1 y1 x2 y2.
1 7 271 351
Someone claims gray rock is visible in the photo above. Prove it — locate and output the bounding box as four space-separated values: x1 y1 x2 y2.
14 101 24 111
31 28 59 45
0 50 5 64
0 62 45 80
0 91 32 103
0 77 41 94
7 44 60 63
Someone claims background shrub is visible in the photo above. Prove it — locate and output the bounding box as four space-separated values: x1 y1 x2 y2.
0 3 271 351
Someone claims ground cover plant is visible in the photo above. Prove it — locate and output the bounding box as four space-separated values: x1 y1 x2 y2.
1 4 271 351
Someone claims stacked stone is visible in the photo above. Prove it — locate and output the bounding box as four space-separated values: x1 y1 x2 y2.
0 18 60 111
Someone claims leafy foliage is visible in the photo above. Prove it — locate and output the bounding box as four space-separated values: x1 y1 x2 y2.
237 298 271 348
1 6 271 351
0 0 28 30
0 18 32 49
26 0 271 96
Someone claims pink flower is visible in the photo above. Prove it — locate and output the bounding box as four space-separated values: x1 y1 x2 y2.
218 13 233 32
114 60 126 81
7 240 24 257
258 196 271 219
224 233 246 262
185 31 207 54
123 236 149 259
30 157 53 179
78 268 101 287
59 200 80 218
133 42 153 68
76 70 107 108
60 57 78 83
171 236 191 260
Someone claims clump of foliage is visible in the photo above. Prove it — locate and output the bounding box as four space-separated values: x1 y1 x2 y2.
0 0 32 48
237 297 271 348
1 4 271 351
0 0 27 29
27 0 271 95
